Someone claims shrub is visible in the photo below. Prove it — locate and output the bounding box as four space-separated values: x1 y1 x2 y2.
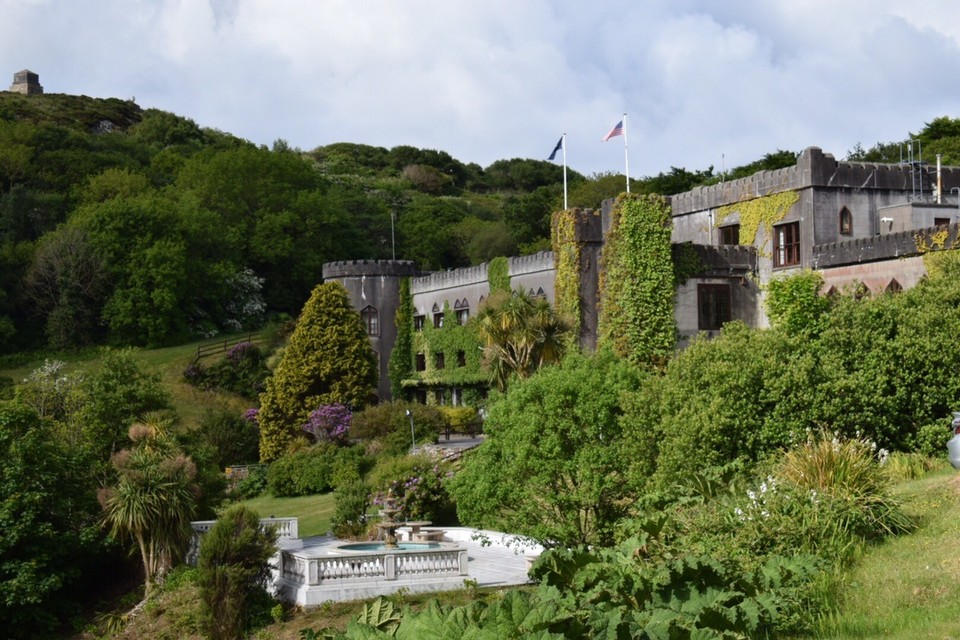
182 343 269 399
369 455 455 523
197 408 260 469
909 421 951 458
266 443 365 497
331 481 371 539
437 406 480 434
231 465 268 500
198 505 277 640
352 402 444 455
303 403 352 445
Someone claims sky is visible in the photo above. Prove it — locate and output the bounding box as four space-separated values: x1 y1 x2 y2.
3 0 960 179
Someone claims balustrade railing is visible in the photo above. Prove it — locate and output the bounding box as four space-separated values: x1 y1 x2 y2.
280 547 467 586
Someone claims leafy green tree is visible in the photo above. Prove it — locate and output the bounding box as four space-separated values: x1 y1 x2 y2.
0 400 101 637
472 288 570 391
257 282 377 461
764 269 832 336
99 421 199 597
397 194 468 270
24 226 108 348
198 505 277 640
450 350 645 546
387 278 413 399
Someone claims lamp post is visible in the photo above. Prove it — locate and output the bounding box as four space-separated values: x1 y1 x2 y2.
405 409 415 453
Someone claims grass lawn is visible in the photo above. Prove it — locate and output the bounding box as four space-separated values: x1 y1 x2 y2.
809 468 960 639
0 335 254 427
231 493 337 538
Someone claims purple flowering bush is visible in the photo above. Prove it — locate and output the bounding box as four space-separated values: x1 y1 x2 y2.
303 403 352 446
370 455 456 523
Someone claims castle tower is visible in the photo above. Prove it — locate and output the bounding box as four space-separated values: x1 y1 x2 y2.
322 260 418 402
9 69 43 94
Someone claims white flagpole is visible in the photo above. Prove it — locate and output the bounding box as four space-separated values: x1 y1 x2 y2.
562 132 568 210
623 113 630 193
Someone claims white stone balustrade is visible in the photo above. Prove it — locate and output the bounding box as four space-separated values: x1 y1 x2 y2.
280 547 468 587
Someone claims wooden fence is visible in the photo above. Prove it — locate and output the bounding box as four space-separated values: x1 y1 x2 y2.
194 333 265 363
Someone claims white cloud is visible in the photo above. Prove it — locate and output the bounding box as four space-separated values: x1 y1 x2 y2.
2 0 960 177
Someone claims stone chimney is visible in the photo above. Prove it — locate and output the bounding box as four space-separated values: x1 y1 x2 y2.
10 70 43 95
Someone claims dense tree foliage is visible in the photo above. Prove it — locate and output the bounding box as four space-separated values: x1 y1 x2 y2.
0 400 102 638
257 282 377 461
450 350 646 546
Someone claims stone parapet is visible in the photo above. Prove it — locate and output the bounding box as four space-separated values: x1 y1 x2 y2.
411 263 489 294
685 244 757 275
508 251 554 276
322 260 417 279
671 147 960 216
812 224 959 268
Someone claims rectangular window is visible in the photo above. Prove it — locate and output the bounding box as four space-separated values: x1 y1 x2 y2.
698 284 731 330
414 315 425 332
415 353 426 371
435 352 445 370
935 217 951 228
456 309 469 325
719 224 740 245
773 221 801 267
433 313 444 328
435 389 445 405
452 388 462 406
456 350 466 367
415 389 428 404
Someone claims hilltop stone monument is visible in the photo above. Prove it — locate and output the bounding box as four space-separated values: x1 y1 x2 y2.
9 69 43 94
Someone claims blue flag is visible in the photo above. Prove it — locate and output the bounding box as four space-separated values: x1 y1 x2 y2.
548 136 563 161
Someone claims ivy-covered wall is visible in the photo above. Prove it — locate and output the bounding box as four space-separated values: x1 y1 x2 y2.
404 304 489 400
551 208 582 342
598 194 676 367
387 277 413 399
487 257 510 294
716 190 799 256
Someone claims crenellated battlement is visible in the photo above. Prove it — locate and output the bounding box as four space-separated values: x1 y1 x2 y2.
322 260 417 279
508 251 554 275
813 224 960 268
410 263 490 294
671 147 960 216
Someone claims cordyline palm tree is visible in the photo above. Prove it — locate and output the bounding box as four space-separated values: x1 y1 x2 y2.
99 418 199 597
472 288 571 391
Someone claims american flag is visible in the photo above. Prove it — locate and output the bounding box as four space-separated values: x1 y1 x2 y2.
602 120 624 142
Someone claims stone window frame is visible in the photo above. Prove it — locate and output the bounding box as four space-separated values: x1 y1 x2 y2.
697 283 732 331
360 305 379 336
719 224 740 245
839 207 852 236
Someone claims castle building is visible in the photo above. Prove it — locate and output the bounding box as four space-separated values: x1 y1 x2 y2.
325 147 960 403
9 69 43 94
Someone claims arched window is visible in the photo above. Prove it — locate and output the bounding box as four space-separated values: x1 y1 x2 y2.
454 299 470 325
839 207 852 235
432 302 444 328
360 305 379 336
